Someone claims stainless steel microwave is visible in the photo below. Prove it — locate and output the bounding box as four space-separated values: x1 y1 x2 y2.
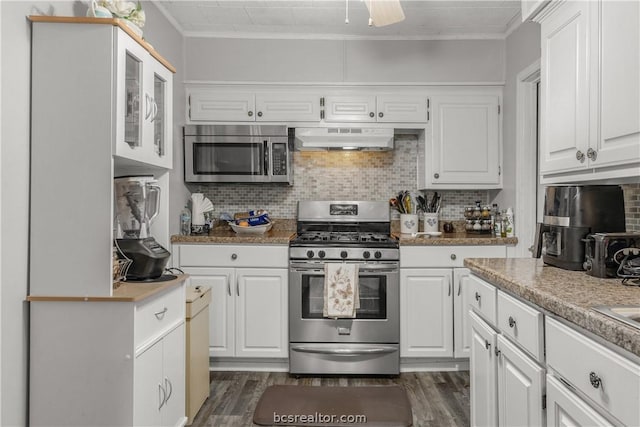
183 125 293 184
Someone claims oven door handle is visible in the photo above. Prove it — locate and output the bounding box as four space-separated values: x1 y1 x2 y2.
290 345 397 356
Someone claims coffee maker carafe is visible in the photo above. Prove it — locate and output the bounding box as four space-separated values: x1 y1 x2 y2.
114 176 170 280
533 185 625 270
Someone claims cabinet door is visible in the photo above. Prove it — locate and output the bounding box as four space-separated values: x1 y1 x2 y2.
134 341 163 427
235 268 288 358
496 335 545 427
255 93 321 122
183 268 236 358
376 95 427 123
427 95 501 187
115 28 149 164
161 325 186 427
539 1 591 174
453 268 471 358
592 0 640 168
469 310 498 427
189 90 255 122
400 269 453 358
146 60 173 169
546 375 611 427
324 95 377 122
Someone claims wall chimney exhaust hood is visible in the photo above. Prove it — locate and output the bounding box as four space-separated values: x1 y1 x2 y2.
294 127 394 151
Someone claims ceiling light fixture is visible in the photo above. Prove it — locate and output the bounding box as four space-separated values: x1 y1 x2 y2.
345 0 405 28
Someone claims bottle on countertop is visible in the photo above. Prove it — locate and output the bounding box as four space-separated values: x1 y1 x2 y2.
180 205 191 236
493 209 502 237
505 207 514 238
500 210 508 238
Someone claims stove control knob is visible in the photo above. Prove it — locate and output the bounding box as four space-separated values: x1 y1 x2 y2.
306 250 315 259
363 251 371 259
374 251 382 259
340 250 348 259
318 250 326 259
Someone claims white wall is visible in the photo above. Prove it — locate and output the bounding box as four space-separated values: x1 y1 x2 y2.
0 2 184 425
185 37 506 83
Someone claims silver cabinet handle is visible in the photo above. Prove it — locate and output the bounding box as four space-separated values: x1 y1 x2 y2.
248 111 253 117
378 112 384 118
236 275 240 296
257 111 263 117
154 307 168 319
475 292 481 302
457 280 461 296
448 279 451 297
434 173 440 179
231 253 238 260
291 346 397 356
369 112 375 117
158 383 166 410
508 316 516 328
164 377 173 402
485 340 491 350
576 150 585 162
145 94 152 120
589 372 602 389
151 100 158 122
587 148 597 161
450 254 457 260
227 274 231 296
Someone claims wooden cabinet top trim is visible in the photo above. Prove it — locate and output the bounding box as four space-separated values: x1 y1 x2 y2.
28 15 176 73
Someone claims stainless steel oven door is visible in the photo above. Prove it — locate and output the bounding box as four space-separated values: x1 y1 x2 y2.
289 261 399 343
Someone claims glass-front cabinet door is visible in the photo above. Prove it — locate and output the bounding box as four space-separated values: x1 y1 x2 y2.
147 61 173 169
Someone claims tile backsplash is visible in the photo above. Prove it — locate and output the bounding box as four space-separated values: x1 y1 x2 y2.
623 183 640 232
188 135 489 220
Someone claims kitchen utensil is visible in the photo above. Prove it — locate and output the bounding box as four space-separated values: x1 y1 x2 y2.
400 214 418 234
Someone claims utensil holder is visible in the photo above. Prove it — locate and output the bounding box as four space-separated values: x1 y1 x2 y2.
422 213 439 233
400 214 419 234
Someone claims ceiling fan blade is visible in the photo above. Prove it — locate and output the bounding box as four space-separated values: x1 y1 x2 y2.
364 0 405 27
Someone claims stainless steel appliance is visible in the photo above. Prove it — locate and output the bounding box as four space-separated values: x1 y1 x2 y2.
533 185 625 270
183 125 292 184
114 176 170 280
584 233 640 278
289 201 400 375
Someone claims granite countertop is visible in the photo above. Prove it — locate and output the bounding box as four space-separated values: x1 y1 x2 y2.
464 258 640 358
395 232 518 246
171 228 296 245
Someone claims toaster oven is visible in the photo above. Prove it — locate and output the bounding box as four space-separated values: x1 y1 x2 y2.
583 233 640 278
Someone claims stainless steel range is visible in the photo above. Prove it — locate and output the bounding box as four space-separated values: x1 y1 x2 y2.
289 201 400 375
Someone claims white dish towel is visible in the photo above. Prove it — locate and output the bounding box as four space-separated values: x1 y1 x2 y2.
323 263 360 318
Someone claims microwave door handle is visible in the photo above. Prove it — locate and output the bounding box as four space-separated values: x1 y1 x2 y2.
264 140 270 177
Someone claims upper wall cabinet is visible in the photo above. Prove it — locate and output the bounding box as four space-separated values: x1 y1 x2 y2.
188 89 322 122
536 0 640 183
418 90 502 190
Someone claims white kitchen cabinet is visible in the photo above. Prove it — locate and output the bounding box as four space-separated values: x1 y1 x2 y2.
324 94 427 123
399 245 507 361
115 29 174 169
400 269 453 358
537 0 640 182
469 310 498 427
175 245 289 359
188 89 321 122
30 282 187 427
376 95 428 123
496 334 546 427
324 95 377 122
546 375 612 427
419 92 502 189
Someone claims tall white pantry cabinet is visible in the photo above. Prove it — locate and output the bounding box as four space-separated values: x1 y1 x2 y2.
27 17 185 427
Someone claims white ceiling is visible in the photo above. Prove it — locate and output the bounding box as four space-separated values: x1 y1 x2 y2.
155 0 523 40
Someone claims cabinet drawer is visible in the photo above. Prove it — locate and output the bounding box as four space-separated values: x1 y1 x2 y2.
400 246 506 268
497 291 544 362
177 244 288 268
546 317 640 427
135 286 184 350
467 274 497 325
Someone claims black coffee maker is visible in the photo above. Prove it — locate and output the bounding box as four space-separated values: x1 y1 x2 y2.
533 185 626 270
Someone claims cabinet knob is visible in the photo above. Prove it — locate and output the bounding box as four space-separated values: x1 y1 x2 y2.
369 112 375 118
587 148 597 161
508 316 516 328
475 292 481 302
257 111 263 117
248 111 254 117
576 150 585 162
378 112 384 118
485 339 491 350
589 372 602 389
450 254 457 260
231 253 238 260
434 173 440 179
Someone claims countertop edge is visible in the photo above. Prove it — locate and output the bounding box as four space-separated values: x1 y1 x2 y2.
464 258 640 359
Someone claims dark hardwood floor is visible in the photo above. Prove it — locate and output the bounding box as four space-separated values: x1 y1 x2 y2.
190 371 470 427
